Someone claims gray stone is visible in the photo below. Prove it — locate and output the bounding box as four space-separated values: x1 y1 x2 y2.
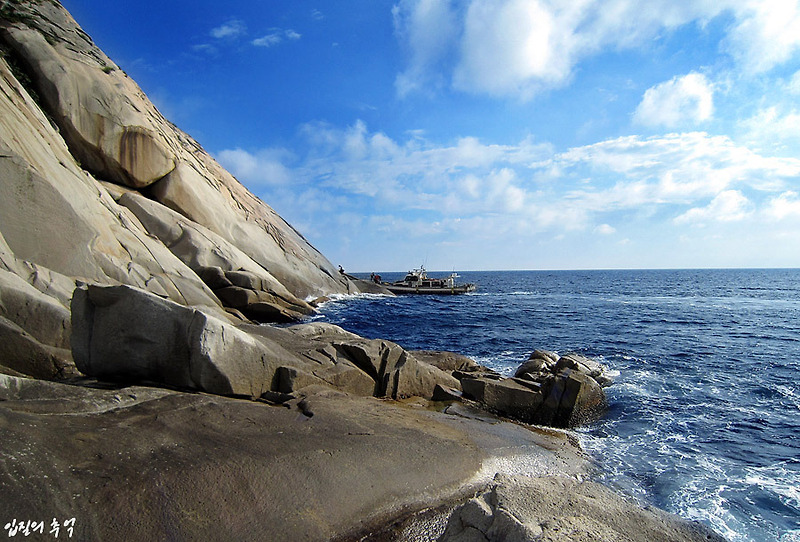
0 316 76 380
0 269 71 349
461 376 544 423
71 284 296 396
432 384 464 402
536 369 606 428
440 475 726 542
514 357 549 378
413 350 482 373
196 266 233 290
556 352 606 378
225 270 264 291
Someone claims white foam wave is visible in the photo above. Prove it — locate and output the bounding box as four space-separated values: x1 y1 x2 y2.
310 291 392 309
745 462 800 511
673 478 745 542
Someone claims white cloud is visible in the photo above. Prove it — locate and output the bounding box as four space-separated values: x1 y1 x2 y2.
220 124 800 249
765 191 800 220
673 190 753 225
723 0 800 74
252 29 302 48
789 70 800 94
393 0 459 96
452 0 577 97
633 73 714 128
215 147 294 186
594 224 616 235
211 19 246 39
739 107 800 148
393 0 800 99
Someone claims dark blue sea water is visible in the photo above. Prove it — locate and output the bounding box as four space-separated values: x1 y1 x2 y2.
316 269 800 542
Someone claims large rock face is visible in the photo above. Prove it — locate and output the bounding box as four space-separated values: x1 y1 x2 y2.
0 0 360 381
0 1 348 301
72 285 458 400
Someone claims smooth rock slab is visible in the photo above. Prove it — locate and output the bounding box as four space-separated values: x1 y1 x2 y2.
440 474 726 542
71 284 296 396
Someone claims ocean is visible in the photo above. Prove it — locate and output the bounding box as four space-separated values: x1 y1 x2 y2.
316 269 800 542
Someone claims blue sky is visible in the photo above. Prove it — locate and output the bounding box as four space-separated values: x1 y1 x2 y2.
62 0 800 271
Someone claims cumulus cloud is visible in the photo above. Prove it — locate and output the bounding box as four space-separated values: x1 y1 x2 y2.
393 0 800 99
673 190 753 225
633 73 714 128
452 0 577 97
393 0 459 96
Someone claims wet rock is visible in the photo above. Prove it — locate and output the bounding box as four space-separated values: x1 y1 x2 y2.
453 350 610 428
555 352 606 379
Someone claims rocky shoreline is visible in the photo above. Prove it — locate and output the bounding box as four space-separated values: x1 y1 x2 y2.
0 2 724 540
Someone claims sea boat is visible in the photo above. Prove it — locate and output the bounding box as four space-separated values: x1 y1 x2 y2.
378 266 476 295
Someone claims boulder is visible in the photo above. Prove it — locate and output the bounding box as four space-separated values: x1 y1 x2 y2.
535 369 606 427
461 376 544 423
0 54 221 310
330 340 461 400
118 192 314 320
0 234 76 308
411 350 482 373
0 316 76 379
432 384 464 402
555 352 606 379
514 349 559 378
0 269 71 350
275 362 375 397
454 350 609 428
71 284 298 397
149 161 347 300
1 6 175 189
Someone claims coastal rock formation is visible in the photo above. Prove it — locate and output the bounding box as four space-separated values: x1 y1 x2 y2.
0 0 351 344
453 350 609 428
439 474 726 542
0 3 725 541
72 286 458 400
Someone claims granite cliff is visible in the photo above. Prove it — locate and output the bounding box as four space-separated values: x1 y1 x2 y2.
0 2 725 540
